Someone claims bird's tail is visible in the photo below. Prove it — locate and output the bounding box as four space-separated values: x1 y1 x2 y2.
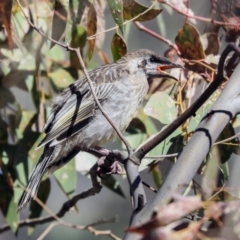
17 147 55 211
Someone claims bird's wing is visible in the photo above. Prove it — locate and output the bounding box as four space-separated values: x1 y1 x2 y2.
36 83 115 149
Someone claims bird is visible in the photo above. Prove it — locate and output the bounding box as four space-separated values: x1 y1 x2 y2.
17 49 183 210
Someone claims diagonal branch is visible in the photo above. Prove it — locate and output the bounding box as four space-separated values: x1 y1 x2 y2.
124 43 240 240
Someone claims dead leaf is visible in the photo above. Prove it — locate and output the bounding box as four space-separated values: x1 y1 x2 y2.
0 0 13 49
111 32 127 62
123 0 162 22
87 3 97 60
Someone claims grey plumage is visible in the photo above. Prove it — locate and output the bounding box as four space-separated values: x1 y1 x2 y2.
18 49 182 210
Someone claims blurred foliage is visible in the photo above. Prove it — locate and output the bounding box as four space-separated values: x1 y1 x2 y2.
0 0 240 238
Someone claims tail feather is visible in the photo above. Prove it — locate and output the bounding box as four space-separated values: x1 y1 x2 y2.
17 147 55 211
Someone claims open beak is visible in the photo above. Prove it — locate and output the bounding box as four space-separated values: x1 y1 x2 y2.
156 63 184 81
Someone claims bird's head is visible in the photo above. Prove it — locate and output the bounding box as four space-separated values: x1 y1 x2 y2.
120 49 183 82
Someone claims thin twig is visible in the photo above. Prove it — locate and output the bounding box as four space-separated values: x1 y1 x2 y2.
37 222 60 240
144 153 178 159
135 21 180 54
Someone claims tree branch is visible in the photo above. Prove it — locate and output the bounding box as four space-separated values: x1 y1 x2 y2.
124 43 240 239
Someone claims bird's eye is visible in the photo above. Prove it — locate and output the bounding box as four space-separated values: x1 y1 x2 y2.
149 57 155 62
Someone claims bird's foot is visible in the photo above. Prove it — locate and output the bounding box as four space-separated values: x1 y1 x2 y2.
93 148 122 176
97 156 122 175
85 147 124 176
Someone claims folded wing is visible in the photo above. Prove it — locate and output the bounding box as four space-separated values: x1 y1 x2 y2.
36 83 115 149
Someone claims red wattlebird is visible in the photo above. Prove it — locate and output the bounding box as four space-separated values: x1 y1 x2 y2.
18 49 183 210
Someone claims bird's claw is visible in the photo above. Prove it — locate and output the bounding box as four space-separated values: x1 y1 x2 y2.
96 155 123 178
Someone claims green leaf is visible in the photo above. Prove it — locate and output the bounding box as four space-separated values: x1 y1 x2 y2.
54 159 77 196
11 16 24 53
126 117 147 134
70 25 87 69
188 90 220 132
19 126 44 182
5 196 19 233
27 226 34 237
144 91 177 125
107 0 124 33
139 128 182 172
70 25 87 48
123 133 147 150
220 162 229 181
49 68 74 89
111 32 127 62
167 135 185 156
102 176 125 197
0 174 19 233
123 0 162 22
65 0 89 44
46 44 66 62
137 108 158 136
16 111 35 138
50 0 68 49
152 166 162 189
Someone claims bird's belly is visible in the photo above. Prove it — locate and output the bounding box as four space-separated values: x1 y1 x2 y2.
73 93 140 148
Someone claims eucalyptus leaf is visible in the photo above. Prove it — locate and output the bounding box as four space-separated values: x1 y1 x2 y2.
102 176 125 198
107 0 124 33
111 32 127 62
54 159 77 196
144 91 177 125
49 68 74 89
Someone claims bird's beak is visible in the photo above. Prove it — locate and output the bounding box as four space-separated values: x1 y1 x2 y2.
156 63 184 81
